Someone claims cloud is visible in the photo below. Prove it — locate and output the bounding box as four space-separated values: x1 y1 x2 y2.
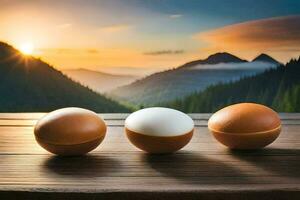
194 15 300 52
86 49 99 54
169 14 183 19
189 61 277 70
99 24 131 33
144 50 184 56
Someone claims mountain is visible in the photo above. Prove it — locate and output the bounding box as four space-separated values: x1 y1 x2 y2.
0 42 130 112
166 57 300 112
109 52 279 107
63 69 139 93
180 52 247 68
252 53 281 65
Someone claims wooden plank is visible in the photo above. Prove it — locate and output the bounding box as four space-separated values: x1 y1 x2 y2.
0 113 299 200
0 186 299 200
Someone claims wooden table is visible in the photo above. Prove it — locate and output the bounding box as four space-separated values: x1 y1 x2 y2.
0 113 299 200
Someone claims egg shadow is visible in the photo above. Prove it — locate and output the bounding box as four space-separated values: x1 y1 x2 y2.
229 148 300 178
141 151 248 184
43 154 120 177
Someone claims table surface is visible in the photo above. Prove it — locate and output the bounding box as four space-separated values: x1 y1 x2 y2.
0 113 299 200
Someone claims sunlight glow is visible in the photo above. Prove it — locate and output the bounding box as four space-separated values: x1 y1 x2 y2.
19 43 34 55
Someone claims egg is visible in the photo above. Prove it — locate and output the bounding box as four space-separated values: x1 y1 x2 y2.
125 107 194 153
208 103 281 149
34 107 106 155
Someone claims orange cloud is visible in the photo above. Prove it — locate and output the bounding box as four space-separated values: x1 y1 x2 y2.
144 49 184 55
99 24 132 33
195 15 300 57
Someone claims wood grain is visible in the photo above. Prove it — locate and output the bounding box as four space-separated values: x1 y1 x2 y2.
0 113 299 200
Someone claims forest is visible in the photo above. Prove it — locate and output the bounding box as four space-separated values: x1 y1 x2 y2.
166 57 300 112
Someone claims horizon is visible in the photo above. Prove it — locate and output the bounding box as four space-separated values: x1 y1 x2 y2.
55 52 293 76
1 40 298 76
1 0 300 75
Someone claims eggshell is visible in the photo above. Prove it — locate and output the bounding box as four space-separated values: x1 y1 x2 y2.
125 107 194 153
208 103 281 149
34 107 106 155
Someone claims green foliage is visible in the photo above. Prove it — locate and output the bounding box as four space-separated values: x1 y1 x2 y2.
166 58 300 113
0 42 131 112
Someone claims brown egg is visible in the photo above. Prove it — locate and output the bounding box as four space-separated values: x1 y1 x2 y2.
208 103 281 149
125 107 194 154
34 107 106 155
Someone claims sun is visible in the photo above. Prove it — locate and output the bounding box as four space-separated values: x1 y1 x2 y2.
19 43 34 55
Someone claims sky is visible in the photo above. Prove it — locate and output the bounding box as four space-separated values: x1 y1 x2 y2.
1 0 300 75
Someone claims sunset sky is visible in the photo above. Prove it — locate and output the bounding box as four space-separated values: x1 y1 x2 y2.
1 0 300 75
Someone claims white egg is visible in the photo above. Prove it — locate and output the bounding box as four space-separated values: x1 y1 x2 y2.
125 107 194 153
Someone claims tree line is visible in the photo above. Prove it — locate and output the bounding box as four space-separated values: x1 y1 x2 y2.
166 57 300 112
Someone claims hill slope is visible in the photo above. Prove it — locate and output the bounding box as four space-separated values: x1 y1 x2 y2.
252 53 281 65
109 52 279 106
166 57 300 112
0 42 130 112
63 69 138 93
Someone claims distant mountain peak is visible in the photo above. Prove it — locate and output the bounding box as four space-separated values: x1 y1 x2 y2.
65 68 138 78
252 53 281 65
205 52 248 64
180 52 247 68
